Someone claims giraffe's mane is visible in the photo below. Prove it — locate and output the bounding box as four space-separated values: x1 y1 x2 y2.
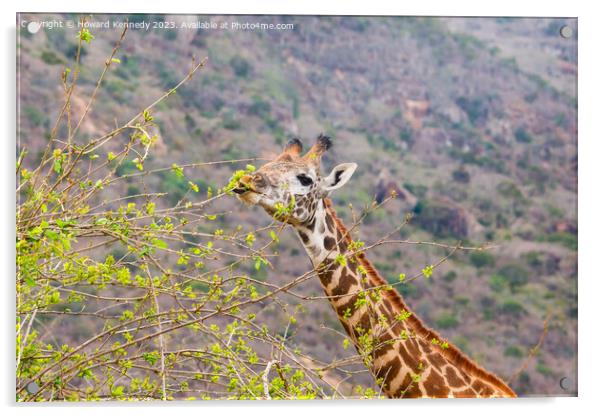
323 198 516 397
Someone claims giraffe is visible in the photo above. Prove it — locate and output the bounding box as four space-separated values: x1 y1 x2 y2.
232 135 516 398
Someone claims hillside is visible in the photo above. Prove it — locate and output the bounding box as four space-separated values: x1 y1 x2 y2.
17 14 577 397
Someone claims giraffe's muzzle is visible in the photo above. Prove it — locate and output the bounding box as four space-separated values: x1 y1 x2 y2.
233 174 255 195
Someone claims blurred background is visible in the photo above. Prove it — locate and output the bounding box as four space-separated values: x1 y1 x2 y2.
17 14 577 397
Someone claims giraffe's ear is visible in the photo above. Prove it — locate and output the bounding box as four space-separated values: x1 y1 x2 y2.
322 163 357 192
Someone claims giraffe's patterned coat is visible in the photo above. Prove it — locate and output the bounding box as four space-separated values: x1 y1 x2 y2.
234 135 516 398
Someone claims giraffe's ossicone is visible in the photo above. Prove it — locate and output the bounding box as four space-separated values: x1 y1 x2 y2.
233 135 516 399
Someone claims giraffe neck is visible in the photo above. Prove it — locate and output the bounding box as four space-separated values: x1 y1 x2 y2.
294 198 516 398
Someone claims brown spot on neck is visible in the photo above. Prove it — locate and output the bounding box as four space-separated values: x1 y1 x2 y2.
445 366 466 388
375 356 402 392
395 372 422 398
298 230 309 244
323 236 336 251
331 268 356 298
422 368 451 397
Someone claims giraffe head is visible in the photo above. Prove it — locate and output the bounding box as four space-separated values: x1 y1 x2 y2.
232 134 357 225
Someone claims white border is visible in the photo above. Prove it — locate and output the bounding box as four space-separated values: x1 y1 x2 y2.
2 1 600 415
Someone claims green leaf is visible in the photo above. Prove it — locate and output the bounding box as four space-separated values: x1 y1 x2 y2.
49 291 61 303
77 28 95 44
56 218 76 229
142 109 154 122
269 230 279 242
53 158 63 174
254 256 267 271
44 229 59 240
143 351 159 366
111 385 124 397
335 254 347 267
153 239 168 249
145 202 155 215
132 158 144 171
171 163 184 178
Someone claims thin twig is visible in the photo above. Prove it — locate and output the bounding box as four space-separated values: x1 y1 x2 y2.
506 311 552 386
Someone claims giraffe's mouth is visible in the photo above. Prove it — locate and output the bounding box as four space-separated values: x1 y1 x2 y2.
233 173 261 196
232 187 248 195
232 181 258 197
234 186 264 206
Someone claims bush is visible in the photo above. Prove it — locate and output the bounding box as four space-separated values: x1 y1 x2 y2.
455 96 489 125
504 345 524 358
164 30 178 41
544 232 577 250
396 282 418 298
221 110 241 130
498 264 529 291
343 17 370 32
435 313 459 329
17 44 321 401
65 43 87 60
114 160 139 177
489 274 507 292
536 362 554 377
452 167 470 183
412 198 469 239
184 113 197 132
443 270 457 282
114 56 141 80
105 78 135 101
230 55 251 78
496 181 525 201
452 335 470 352
469 251 496 268
160 171 193 204
292 95 300 119
514 126 533 143
524 251 543 268
404 183 428 198
249 95 272 118
23 106 47 127
500 299 525 315
454 296 469 306
399 127 414 146
156 61 181 88
41 50 65 65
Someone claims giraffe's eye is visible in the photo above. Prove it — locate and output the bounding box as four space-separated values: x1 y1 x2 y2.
296 174 313 186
